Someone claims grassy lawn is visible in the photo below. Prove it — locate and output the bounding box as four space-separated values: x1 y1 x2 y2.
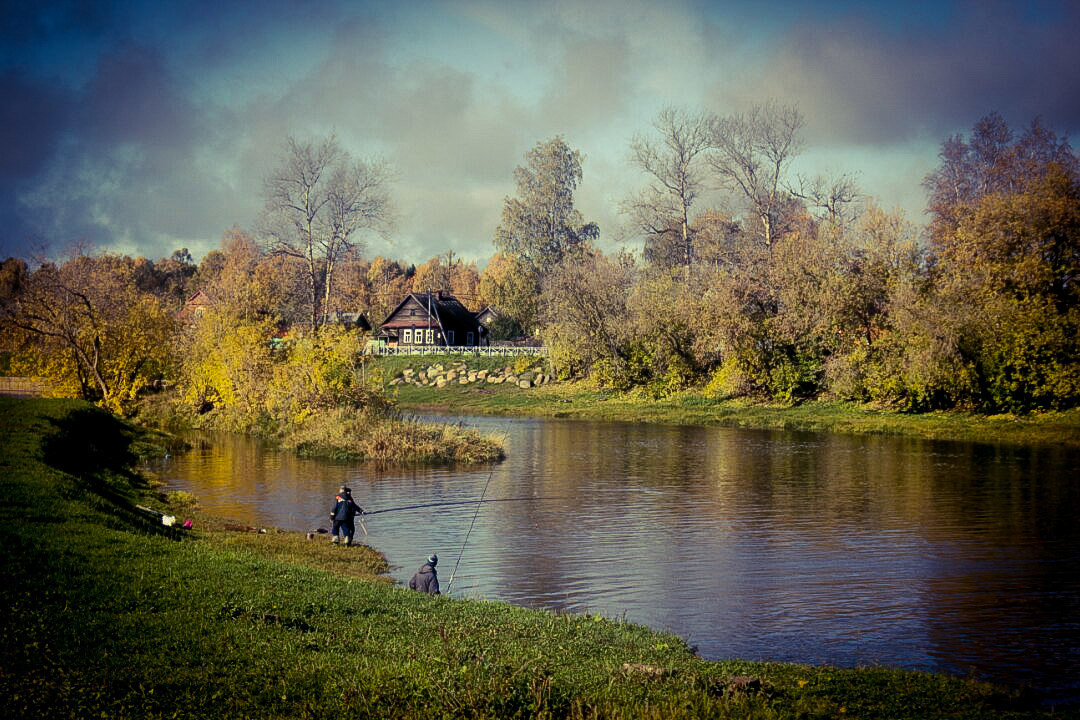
1 397 1072 718
380 355 1080 448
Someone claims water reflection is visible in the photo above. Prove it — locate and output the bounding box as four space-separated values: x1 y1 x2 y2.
155 417 1080 703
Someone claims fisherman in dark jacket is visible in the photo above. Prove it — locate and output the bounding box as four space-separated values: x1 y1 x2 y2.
409 554 440 595
330 486 363 546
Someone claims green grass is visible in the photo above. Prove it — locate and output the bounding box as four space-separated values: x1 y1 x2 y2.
379 357 1080 448
1 397 1073 718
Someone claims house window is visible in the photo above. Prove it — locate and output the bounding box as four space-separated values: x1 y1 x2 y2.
403 328 412 344
447 330 455 345
425 329 433 344
467 331 474 346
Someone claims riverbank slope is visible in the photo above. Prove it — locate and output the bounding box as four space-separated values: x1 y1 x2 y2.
379 356 1080 448
1 398 1068 719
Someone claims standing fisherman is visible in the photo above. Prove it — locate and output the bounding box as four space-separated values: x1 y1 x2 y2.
330 486 364 546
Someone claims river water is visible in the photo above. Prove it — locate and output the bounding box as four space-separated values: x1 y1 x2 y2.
153 415 1080 704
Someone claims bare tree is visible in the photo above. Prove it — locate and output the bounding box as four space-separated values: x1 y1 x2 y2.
625 107 711 275
793 172 862 228
708 101 804 247
260 135 393 333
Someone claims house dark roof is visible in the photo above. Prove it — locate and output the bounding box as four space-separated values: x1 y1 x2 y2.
378 291 486 343
325 312 372 332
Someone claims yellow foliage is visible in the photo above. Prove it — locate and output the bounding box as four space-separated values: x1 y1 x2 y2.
173 308 275 423
7 254 175 415
703 357 745 400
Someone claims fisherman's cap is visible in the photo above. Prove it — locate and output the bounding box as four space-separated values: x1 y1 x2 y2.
428 553 438 565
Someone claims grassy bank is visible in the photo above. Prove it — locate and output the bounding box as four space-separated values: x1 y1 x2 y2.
381 356 1080 448
1 398 1072 718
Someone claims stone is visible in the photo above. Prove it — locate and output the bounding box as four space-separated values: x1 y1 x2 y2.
518 379 532 388
722 676 764 696
622 663 668 679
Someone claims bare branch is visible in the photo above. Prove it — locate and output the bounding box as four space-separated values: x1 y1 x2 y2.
707 101 804 247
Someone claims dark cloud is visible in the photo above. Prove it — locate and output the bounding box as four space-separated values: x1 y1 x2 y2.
721 2 1080 146
77 45 202 150
4 40 246 258
0 0 115 53
0 68 74 254
537 34 633 136
0 70 71 178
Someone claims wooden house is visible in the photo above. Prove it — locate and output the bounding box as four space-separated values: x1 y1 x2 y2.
324 312 372 333
377 292 488 347
475 306 500 329
177 289 214 322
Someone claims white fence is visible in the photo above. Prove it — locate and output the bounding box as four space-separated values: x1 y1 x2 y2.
0 377 48 397
369 344 546 358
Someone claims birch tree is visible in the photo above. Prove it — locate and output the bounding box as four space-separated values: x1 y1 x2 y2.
708 101 803 247
625 107 711 275
494 136 599 280
260 135 393 333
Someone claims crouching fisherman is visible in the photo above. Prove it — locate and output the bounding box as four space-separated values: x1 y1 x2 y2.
409 554 440 595
330 486 364 547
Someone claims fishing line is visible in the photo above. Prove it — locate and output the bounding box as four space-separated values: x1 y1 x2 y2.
363 496 567 516
445 463 497 596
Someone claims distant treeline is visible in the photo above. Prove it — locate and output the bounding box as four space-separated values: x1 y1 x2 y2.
1 110 1077 417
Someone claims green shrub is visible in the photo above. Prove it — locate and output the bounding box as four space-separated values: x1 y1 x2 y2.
703 357 747 400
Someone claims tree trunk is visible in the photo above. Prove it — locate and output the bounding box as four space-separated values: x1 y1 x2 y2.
308 255 320 333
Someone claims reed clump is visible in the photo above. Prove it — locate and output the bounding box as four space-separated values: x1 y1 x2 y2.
278 405 505 463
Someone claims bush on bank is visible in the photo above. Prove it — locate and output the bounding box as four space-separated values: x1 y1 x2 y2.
1 397 1066 719
141 317 505 464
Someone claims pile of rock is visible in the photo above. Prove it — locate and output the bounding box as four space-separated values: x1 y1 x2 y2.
389 362 552 389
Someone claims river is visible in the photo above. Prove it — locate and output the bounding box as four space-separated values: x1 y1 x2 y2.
152 414 1080 704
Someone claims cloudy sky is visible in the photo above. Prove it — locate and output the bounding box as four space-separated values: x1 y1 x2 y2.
2 0 1079 266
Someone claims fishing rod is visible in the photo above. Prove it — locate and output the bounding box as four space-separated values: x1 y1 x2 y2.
445 464 497 596
362 496 567 516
